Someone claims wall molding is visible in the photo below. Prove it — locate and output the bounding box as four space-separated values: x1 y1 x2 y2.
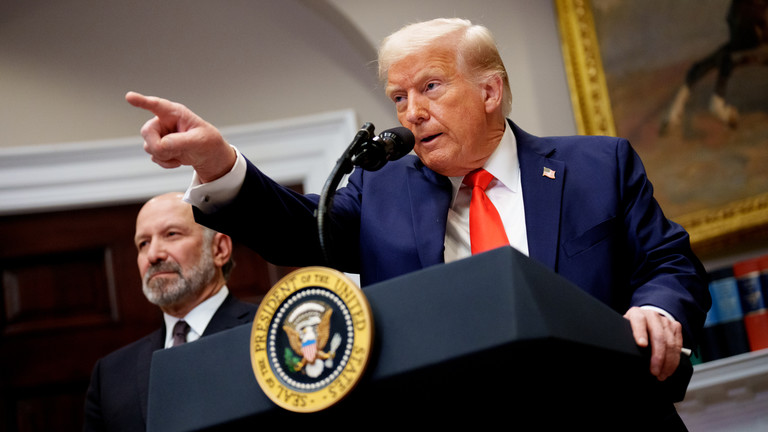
0 110 358 215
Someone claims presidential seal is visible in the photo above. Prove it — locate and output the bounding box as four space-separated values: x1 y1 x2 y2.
249 267 373 413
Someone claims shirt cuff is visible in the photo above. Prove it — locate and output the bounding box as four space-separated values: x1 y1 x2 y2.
183 146 246 214
640 305 676 322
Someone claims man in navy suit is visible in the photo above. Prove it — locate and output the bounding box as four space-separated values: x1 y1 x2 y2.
83 193 256 431
126 18 709 426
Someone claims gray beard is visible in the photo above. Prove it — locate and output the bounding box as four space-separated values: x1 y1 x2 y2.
142 250 216 308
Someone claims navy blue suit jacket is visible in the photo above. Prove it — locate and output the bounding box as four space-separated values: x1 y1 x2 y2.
83 294 256 432
195 121 709 347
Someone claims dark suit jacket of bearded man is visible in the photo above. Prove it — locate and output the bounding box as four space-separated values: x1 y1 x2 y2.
83 293 257 432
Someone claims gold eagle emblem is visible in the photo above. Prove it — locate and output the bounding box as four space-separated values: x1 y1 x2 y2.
283 308 335 374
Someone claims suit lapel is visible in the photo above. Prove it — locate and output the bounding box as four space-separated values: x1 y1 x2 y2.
203 294 255 335
406 161 452 268
400 123 563 270
512 122 564 271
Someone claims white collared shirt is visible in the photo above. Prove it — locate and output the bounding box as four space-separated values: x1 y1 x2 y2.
163 286 230 348
444 123 528 263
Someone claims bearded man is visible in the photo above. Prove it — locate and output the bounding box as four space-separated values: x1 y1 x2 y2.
83 192 257 432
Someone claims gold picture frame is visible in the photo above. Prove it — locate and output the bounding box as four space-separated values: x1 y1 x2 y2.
554 0 768 258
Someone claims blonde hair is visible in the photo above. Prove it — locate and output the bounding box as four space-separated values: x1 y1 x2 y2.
378 18 512 116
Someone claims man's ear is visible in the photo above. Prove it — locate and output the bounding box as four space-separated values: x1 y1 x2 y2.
482 74 504 114
211 233 233 268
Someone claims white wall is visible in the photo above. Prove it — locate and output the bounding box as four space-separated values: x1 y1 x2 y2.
0 0 575 150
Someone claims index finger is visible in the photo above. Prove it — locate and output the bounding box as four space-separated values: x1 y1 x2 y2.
125 91 177 118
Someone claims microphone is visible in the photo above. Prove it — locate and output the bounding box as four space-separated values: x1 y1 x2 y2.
350 127 415 171
316 123 414 265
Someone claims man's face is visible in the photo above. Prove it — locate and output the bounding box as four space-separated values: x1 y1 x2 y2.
385 43 502 177
134 195 214 307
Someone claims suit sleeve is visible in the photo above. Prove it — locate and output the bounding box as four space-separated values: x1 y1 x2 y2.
617 139 710 347
192 156 364 272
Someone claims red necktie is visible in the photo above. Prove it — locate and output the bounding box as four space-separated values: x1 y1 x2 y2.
463 168 509 254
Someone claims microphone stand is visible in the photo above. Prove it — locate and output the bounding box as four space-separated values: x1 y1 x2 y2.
316 123 375 265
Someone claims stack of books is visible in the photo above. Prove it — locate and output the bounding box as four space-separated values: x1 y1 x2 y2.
695 254 768 363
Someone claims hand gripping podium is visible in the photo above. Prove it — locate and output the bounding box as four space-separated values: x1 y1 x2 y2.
147 247 692 430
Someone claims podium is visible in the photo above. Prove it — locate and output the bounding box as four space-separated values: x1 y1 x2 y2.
147 247 692 430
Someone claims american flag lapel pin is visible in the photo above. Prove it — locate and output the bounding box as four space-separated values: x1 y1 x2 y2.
542 167 556 179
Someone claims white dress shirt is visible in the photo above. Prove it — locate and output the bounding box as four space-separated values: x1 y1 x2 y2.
444 123 528 263
162 286 230 348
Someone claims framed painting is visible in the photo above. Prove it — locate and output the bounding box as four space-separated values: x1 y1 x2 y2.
555 0 768 258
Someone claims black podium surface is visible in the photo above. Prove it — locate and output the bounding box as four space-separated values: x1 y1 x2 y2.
147 247 692 430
